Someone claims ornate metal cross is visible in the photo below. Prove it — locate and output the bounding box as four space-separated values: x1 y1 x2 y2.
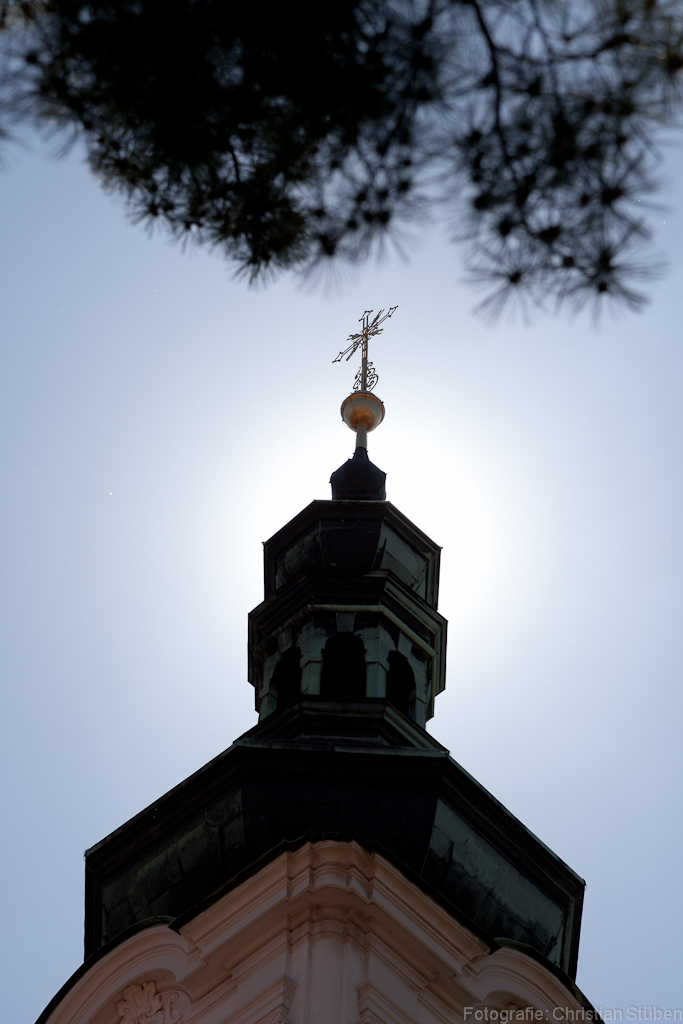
333 306 398 393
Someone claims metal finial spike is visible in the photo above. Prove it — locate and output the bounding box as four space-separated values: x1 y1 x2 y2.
333 305 397 451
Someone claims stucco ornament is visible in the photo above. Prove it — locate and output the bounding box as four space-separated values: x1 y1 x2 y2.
116 981 182 1024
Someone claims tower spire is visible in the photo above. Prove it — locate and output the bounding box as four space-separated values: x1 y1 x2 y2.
42 305 589 1024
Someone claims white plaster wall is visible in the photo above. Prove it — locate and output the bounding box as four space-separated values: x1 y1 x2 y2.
42 841 591 1024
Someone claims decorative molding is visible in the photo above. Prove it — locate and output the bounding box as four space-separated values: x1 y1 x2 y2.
358 980 417 1024
43 842 585 1024
264 973 296 1024
116 981 182 1024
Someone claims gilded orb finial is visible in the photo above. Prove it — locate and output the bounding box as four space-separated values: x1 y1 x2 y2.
333 306 397 449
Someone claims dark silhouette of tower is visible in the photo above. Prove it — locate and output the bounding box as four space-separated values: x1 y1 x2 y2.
37 326 594 1024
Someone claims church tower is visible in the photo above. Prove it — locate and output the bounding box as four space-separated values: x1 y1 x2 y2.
37 312 596 1024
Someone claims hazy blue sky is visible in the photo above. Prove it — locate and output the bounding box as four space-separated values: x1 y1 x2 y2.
2 131 682 1023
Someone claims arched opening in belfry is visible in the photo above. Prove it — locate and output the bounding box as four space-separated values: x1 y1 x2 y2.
320 632 366 699
385 650 415 717
272 647 302 708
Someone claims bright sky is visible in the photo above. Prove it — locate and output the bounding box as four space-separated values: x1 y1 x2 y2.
1 132 682 1022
